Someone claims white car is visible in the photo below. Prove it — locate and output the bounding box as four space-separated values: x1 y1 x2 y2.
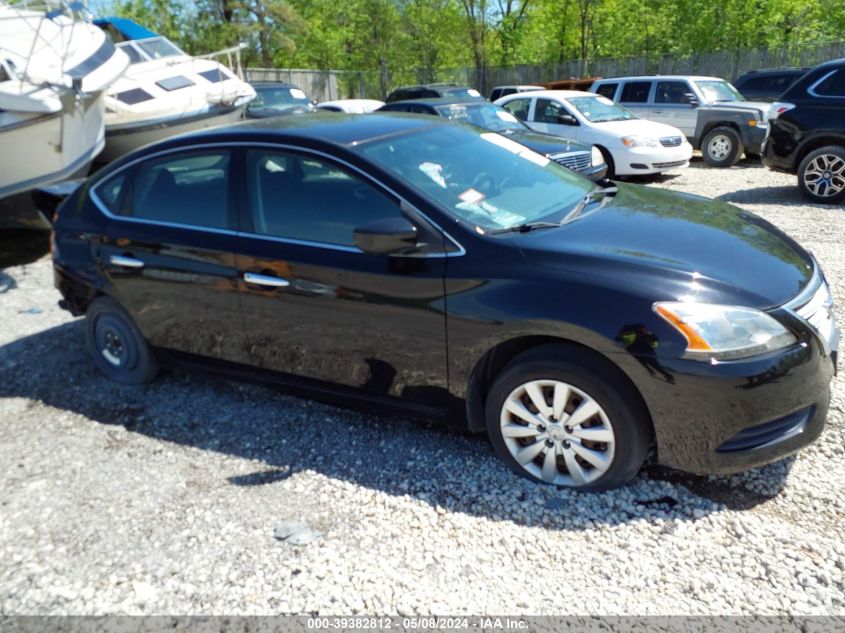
495 90 693 177
316 99 385 113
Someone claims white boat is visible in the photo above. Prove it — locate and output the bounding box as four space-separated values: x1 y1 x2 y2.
94 17 256 162
0 1 129 203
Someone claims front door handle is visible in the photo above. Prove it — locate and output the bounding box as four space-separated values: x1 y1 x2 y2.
244 272 290 288
109 254 144 268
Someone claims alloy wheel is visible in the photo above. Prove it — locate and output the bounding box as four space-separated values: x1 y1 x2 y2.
499 379 616 486
707 134 733 161
803 154 845 198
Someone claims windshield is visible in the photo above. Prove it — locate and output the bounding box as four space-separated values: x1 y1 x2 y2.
443 87 483 100
359 124 592 232
116 37 184 64
695 80 744 102
250 87 312 111
433 103 525 133
566 96 637 123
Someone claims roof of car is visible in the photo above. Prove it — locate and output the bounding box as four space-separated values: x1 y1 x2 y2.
381 97 488 108
498 89 596 99
147 112 446 151
595 75 723 82
251 82 302 89
493 85 544 90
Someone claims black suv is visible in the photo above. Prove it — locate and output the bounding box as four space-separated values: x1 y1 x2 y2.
734 68 809 103
385 83 484 103
762 58 845 203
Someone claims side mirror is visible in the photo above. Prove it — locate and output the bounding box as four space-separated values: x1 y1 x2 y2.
354 217 419 255
556 114 578 125
684 92 699 107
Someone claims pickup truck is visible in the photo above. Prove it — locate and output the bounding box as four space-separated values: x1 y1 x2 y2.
590 75 770 167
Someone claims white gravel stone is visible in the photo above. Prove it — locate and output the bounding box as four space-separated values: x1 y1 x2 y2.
0 158 843 616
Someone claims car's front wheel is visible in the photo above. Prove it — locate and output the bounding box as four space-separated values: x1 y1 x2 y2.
798 146 845 204
485 345 652 491
702 126 743 167
86 296 159 384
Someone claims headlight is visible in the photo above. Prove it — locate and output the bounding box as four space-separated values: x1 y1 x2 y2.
654 302 797 360
621 135 660 148
590 145 605 166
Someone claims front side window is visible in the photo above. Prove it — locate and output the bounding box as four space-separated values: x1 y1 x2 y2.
499 97 531 121
619 81 652 103
359 125 592 233
245 150 402 246
655 81 693 104
97 151 231 228
812 69 845 97
534 99 571 124
566 96 637 123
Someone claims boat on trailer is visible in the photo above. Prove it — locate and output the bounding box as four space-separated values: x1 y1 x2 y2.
94 17 256 163
0 0 128 222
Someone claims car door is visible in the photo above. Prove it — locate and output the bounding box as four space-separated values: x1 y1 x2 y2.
91 147 250 363
233 146 451 413
530 98 582 141
617 80 653 120
651 80 698 138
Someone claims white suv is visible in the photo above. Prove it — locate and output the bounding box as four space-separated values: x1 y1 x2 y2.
495 90 692 177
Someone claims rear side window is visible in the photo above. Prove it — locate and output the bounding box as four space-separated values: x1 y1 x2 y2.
95 151 231 229
500 97 531 121
594 83 617 100
812 69 845 97
619 81 652 103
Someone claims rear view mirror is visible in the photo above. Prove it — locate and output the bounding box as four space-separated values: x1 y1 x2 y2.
556 114 578 125
354 217 419 255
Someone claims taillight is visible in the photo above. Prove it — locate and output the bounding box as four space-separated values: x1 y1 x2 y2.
768 102 795 119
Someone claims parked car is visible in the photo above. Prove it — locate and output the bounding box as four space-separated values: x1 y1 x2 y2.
245 82 314 118
52 113 837 490
385 83 484 103
489 85 544 102
378 98 607 181
734 67 809 103
495 89 692 178
590 75 770 167
762 58 845 203
316 99 384 113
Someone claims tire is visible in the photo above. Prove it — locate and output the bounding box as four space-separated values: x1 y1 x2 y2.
797 146 845 204
597 146 615 179
485 344 652 491
702 126 743 167
86 296 159 384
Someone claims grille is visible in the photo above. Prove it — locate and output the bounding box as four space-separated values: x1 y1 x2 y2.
716 407 813 453
550 151 591 172
660 136 683 147
794 280 837 353
652 160 688 168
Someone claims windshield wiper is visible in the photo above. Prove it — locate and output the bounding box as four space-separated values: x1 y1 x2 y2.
486 221 561 236
560 185 618 224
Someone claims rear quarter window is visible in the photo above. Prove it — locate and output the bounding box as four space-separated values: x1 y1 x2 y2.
812 69 845 97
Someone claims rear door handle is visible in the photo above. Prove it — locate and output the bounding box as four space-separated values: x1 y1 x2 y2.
244 272 290 288
109 254 144 268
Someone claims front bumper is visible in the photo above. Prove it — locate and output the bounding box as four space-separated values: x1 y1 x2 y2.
741 124 768 154
614 142 694 176
641 340 835 475
580 162 608 182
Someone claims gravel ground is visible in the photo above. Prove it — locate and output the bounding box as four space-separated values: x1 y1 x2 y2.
0 158 844 616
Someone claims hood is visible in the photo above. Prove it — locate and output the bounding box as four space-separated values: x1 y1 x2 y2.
516 183 814 309
503 129 590 155
594 118 685 138
710 100 770 119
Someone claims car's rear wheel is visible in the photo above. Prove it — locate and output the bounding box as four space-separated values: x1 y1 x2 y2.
485 345 652 491
798 146 845 204
86 296 158 384
702 127 743 167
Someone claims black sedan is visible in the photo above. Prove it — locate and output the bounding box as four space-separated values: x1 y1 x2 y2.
378 98 607 181
52 113 838 490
